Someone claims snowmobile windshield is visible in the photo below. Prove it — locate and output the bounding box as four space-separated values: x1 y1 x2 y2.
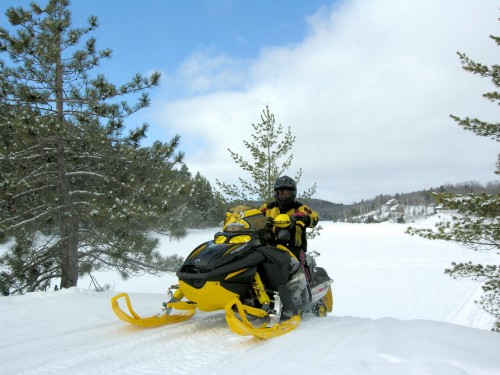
223 207 268 232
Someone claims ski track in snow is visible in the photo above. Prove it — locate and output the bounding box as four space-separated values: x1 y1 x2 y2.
1 292 249 375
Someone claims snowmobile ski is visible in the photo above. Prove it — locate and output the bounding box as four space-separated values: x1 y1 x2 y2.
225 298 301 339
111 293 195 327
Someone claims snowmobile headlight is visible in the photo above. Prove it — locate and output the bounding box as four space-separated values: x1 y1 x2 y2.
215 235 227 244
229 235 251 244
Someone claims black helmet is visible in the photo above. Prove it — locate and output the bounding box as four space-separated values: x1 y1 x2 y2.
274 175 297 209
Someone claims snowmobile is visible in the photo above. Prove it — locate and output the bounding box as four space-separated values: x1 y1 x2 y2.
111 206 333 339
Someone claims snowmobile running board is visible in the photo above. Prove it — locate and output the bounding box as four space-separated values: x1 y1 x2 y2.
225 298 301 339
111 293 196 327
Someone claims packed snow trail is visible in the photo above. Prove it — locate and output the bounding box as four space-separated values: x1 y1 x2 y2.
1 289 500 375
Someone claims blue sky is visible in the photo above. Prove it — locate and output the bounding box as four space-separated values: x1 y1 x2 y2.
66 0 333 81
1 0 499 203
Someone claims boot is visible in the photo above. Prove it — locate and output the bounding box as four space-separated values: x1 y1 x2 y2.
304 252 316 284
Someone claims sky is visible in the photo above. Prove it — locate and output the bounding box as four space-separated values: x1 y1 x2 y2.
1 219 500 374
1 0 499 204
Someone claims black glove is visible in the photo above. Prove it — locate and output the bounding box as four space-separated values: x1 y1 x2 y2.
291 212 310 227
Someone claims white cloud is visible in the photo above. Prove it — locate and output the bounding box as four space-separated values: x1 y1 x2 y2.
173 48 249 94
151 0 499 203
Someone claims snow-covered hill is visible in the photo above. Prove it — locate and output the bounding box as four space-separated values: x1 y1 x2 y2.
1 218 499 374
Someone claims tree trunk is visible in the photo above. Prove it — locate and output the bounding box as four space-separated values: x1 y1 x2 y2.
59 200 79 289
56 111 79 288
54 5 79 289
58 136 79 288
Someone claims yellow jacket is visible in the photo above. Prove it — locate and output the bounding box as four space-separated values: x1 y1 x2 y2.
259 201 318 254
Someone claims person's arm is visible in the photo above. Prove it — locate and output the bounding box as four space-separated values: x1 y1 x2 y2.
291 206 318 228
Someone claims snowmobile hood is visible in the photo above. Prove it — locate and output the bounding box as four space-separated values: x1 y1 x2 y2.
184 240 254 270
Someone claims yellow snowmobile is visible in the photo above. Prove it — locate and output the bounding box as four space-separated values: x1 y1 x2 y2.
111 206 333 339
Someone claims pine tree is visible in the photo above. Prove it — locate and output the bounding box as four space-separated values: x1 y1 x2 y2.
216 106 317 203
0 0 188 294
407 29 500 331
186 171 225 228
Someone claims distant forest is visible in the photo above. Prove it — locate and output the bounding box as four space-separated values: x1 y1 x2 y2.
303 180 500 222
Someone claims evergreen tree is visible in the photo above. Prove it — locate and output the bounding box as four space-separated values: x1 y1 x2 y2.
0 0 188 294
216 106 317 203
407 29 500 331
187 172 225 228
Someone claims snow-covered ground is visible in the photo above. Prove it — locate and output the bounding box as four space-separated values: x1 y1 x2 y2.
1 217 499 374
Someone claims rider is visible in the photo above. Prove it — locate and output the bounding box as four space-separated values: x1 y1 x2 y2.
260 175 319 281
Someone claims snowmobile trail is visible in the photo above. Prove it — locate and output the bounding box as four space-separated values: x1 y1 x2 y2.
1 282 500 374
78 316 257 375
202 316 500 375
8 309 251 375
0 290 226 374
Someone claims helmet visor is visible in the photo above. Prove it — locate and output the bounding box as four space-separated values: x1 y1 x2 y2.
276 189 294 199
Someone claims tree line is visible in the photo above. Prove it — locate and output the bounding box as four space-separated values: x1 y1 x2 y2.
321 180 500 223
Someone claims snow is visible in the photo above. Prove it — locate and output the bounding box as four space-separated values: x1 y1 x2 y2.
1 217 500 375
